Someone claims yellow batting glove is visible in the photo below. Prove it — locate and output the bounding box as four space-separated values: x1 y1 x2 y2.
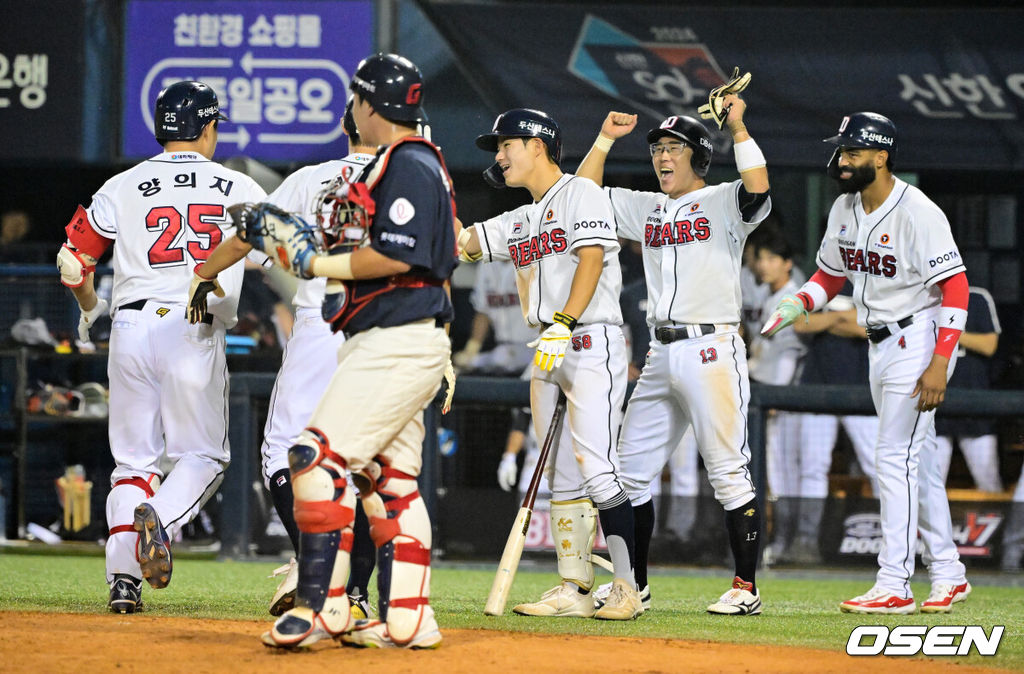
528 312 576 371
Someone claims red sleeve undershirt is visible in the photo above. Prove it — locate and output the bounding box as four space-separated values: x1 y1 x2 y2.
934 272 968 359
796 269 967 359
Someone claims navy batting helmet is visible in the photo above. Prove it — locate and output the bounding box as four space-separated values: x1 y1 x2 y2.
343 95 359 143
476 108 562 164
350 53 425 124
647 116 713 178
824 112 897 177
154 81 227 143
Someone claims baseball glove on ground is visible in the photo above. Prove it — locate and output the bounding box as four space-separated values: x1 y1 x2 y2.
698 67 752 129
232 202 322 279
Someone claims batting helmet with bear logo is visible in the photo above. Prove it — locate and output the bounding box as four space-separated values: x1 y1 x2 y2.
154 81 227 143
823 111 897 177
476 108 562 188
647 115 714 178
350 53 425 124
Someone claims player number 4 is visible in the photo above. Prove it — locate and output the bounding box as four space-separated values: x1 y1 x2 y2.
146 204 225 267
700 347 717 364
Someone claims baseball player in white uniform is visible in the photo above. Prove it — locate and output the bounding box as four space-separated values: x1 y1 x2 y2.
748 236 808 564
763 112 971 614
187 98 378 619
56 81 266 613
459 108 642 620
453 260 536 374
577 95 771 616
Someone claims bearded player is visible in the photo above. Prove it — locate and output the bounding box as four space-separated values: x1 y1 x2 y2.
762 112 970 614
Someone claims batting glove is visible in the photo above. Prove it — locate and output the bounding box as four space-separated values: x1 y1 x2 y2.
760 294 808 337
497 453 518 492
77 298 109 343
187 265 225 324
529 312 576 371
441 360 456 414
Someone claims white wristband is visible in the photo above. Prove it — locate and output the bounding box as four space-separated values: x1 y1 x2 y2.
797 281 828 312
733 138 766 173
593 134 614 153
938 307 968 332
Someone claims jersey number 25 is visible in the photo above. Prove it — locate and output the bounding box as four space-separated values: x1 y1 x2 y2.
146 204 225 267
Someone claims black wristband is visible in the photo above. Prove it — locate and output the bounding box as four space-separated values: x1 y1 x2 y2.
552 311 578 331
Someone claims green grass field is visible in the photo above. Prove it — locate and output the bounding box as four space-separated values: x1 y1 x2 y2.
0 551 1021 669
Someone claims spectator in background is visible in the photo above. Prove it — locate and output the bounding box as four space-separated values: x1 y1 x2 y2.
740 216 804 345
0 210 35 263
935 286 1002 493
452 260 534 375
787 289 879 564
747 235 808 566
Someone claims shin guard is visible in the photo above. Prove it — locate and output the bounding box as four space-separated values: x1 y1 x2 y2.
270 429 354 646
551 499 598 591
367 464 433 646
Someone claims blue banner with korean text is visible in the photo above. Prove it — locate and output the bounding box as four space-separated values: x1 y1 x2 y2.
421 4 1024 170
122 0 373 163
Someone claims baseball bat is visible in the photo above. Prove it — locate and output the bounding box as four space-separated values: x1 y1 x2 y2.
484 389 567 616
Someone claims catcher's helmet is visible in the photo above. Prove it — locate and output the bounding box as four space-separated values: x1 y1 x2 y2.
647 116 713 178
154 81 227 143
350 53 425 124
476 108 562 164
823 112 897 177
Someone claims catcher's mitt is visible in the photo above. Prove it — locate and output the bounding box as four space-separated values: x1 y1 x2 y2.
232 202 323 279
697 67 752 130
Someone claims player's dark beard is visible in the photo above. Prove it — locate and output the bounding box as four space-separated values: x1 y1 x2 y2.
836 164 876 194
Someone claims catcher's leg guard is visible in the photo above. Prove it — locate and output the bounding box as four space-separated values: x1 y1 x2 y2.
552 498 598 590
364 465 437 647
266 429 354 648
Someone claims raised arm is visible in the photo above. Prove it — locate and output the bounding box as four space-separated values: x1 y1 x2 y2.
576 112 637 186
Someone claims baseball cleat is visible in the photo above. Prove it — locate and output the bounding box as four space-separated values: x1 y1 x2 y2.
593 578 643 620
340 618 442 649
268 558 297 617
839 586 916 614
707 577 762 615
595 582 651 612
262 606 349 649
108 574 144 614
512 581 595 618
921 581 971 613
134 503 173 589
348 592 374 620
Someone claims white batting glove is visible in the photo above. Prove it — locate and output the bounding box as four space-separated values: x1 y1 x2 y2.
528 312 576 371
441 360 456 414
497 453 518 492
78 298 109 343
760 294 808 337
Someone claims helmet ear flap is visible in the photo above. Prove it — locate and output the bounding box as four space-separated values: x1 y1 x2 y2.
482 162 506 189
826 148 841 179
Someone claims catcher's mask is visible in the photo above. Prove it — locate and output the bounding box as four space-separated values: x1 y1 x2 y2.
315 168 377 251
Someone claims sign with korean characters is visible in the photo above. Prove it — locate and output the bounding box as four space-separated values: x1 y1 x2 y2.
123 0 372 162
0 1 83 160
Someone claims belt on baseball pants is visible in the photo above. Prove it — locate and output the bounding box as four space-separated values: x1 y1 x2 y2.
654 324 715 344
865 316 913 344
119 299 213 325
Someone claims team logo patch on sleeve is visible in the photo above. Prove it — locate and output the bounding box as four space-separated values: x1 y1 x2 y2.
389 197 415 225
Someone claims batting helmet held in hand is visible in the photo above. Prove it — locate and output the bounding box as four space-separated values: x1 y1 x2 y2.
647 116 713 178
476 108 562 164
350 53 425 124
154 81 227 143
823 112 897 177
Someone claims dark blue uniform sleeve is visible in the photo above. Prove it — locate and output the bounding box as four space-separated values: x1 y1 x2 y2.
966 290 995 334
369 145 449 271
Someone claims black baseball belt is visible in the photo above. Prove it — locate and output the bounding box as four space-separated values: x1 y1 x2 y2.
865 316 913 344
654 324 716 344
119 299 213 325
